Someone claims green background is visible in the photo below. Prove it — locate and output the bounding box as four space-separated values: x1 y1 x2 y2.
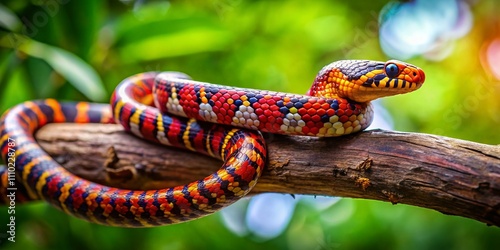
1 0 499 249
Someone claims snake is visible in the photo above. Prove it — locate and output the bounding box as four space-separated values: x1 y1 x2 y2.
0 60 425 227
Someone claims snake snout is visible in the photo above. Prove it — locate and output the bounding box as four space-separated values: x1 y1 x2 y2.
407 66 425 86
416 68 425 84
401 63 425 90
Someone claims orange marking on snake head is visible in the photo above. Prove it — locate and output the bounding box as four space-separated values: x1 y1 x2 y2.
311 60 425 103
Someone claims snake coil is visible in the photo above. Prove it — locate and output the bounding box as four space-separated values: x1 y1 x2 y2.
0 60 424 227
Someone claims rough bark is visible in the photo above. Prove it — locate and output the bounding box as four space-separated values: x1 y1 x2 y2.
35 123 500 226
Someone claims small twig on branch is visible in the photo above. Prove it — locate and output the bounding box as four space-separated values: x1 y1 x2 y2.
35 124 500 226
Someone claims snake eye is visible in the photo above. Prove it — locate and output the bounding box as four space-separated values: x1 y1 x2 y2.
385 63 399 78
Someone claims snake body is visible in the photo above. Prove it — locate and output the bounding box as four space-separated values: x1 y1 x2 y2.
0 60 424 227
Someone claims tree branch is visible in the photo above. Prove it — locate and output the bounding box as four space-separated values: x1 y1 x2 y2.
35 124 500 226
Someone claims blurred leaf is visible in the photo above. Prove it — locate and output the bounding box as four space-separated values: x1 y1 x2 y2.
118 28 232 63
0 3 21 30
27 41 106 101
0 49 15 91
0 65 32 112
16 39 107 101
64 0 105 60
114 17 220 46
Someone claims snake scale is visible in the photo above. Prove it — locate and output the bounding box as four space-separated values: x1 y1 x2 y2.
0 60 425 227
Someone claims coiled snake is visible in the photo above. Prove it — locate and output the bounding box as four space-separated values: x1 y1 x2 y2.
0 60 425 227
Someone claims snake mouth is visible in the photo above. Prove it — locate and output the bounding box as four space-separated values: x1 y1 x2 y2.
363 77 423 89
354 76 424 102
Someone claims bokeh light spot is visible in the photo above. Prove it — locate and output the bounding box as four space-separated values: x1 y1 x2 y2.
379 0 472 60
486 38 500 80
245 193 297 240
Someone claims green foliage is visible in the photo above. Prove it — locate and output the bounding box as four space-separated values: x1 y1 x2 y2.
1 0 499 249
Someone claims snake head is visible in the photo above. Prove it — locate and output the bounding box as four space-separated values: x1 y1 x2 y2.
309 60 425 103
